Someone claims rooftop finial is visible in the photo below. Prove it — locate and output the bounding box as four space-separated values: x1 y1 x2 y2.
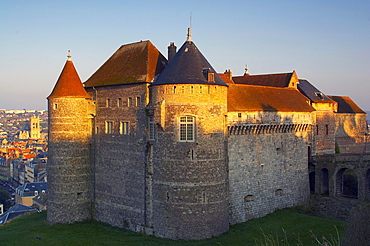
67 50 72 61
187 14 192 42
187 27 192 42
245 64 249 75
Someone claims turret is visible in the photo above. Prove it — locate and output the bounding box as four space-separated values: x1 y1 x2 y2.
47 51 95 224
147 30 229 240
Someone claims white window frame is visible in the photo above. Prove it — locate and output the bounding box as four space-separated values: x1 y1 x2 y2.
105 121 113 134
120 122 129 135
179 116 195 142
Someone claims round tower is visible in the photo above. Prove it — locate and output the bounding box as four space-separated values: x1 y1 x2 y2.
47 51 94 224
148 35 229 240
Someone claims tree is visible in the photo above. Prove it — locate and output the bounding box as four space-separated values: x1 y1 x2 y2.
0 189 11 211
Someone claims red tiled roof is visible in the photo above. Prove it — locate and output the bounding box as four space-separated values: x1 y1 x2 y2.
84 41 167 87
233 72 294 87
327 96 365 114
48 60 90 99
218 73 234 85
228 84 315 112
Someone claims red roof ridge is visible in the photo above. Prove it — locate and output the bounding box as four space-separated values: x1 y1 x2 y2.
48 59 91 99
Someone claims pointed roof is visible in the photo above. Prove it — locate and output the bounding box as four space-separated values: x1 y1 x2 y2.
48 53 90 99
327 96 366 114
84 41 167 87
153 40 228 86
233 71 298 88
228 84 315 112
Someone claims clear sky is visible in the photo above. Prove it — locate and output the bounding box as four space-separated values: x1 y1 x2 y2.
1 0 369 111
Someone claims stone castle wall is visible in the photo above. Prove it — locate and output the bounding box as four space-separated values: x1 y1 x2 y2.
86 83 149 231
227 111 311 224
334 114 368 154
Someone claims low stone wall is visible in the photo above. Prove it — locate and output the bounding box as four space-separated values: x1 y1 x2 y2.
309 194 361 220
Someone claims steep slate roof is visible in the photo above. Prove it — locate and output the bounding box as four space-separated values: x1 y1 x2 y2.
153 40 228 86
327 96 366 114
298 79 333 102
228 84 315 112
48 58 91 99
233 72 296 87
84 41 167 87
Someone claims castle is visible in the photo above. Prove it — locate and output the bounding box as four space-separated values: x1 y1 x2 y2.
47 30 368 240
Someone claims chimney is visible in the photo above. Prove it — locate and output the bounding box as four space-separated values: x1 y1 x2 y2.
224 69 232 80
168 42 177 62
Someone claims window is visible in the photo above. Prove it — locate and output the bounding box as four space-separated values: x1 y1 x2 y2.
120 122 129 135
117 98 123 107
325 124 329 135
136 97 141 107
105 121 113 134
179 116 195 141
53 103 58 110
316 125 319 135
208 72 215 82
148 116 155 140
128 97 133 107
106 99 111 107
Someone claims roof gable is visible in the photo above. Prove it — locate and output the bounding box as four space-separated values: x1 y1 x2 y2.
153 41 227 86
84 41 167 87
48 60 90 99
228 84 315 112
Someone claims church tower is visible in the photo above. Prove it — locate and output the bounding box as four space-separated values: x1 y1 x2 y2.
47 51 95 224
147 30 229 240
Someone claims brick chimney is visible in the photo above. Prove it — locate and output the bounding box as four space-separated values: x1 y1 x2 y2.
168 42 177 62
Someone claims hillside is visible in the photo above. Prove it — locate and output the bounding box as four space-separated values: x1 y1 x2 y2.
0 208 345 246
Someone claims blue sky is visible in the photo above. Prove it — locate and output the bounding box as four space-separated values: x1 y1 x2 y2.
1 0 369 110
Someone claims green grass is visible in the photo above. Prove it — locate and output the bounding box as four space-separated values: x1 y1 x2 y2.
0 208 345 246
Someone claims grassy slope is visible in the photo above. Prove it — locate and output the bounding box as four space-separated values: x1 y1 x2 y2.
0 208 345 246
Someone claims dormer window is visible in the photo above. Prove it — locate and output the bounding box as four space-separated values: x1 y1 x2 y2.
314 92 324 100
208 72 215 82
203 68 215 82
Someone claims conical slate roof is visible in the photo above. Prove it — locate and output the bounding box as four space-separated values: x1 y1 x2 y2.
153 40 227 86
48 55 90 99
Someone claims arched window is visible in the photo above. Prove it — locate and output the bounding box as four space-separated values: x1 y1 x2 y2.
179 116 195 142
